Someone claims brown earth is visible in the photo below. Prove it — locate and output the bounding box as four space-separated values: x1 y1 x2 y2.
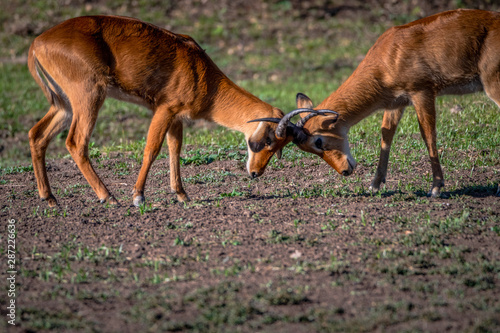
1 151 499 332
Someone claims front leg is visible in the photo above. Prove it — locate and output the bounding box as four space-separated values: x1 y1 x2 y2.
133 107 172 206
412 91 444 197
167 119 190 202
370 107 405 193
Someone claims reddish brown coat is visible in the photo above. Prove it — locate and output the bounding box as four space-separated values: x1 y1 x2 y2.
28 15 290 207
295 9 500 196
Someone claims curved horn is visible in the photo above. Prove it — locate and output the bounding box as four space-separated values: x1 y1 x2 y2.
295 109 339 128
247 118 281 123
275 109 318 138
275 108 338 139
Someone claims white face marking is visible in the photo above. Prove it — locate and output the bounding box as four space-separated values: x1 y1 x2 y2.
256 121 265 132
249 121 266 142
246 147 253 175
247 121 265 174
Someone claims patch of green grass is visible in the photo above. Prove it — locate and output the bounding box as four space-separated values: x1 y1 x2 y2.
0 164 33 175
180 149 219 166
31 242 125 283
21 307 90 331
256 284 309 306
183 170 235 184
267 229 290 244
218 188 246 198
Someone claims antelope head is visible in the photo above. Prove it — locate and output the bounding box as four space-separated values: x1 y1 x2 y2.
245 108 290 178
292 93 357 176
247 102 341 178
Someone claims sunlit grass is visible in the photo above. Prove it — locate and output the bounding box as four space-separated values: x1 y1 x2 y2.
0 11 386 167
1 5 498 180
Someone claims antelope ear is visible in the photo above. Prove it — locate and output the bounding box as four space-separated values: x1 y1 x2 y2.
320 115 339 131
276 148 282 159
296 93 314 112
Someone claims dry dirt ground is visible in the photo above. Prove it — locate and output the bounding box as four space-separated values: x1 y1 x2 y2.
1 151 499 332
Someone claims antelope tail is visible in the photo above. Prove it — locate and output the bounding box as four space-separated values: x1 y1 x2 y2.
27 46 69 110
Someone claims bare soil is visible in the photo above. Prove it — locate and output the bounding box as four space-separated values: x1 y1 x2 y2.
1 152 499 332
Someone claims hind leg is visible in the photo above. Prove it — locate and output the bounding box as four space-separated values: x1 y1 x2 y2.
411 91 444 197
29 105 72 207
65 86 117 204
480 72 500 196
167 119 189 202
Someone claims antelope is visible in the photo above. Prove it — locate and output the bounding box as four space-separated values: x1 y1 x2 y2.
28 15 336 207
267 9 500 197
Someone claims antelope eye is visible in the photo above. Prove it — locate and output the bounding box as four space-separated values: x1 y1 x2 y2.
314 137 323 150
266 138 272 146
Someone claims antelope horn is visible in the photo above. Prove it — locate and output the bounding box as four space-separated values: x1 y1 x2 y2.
295 109 339 128
247 110 337 126
247 118 281 123
275 108 338 139
246 116 304 143
246 109 315 126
